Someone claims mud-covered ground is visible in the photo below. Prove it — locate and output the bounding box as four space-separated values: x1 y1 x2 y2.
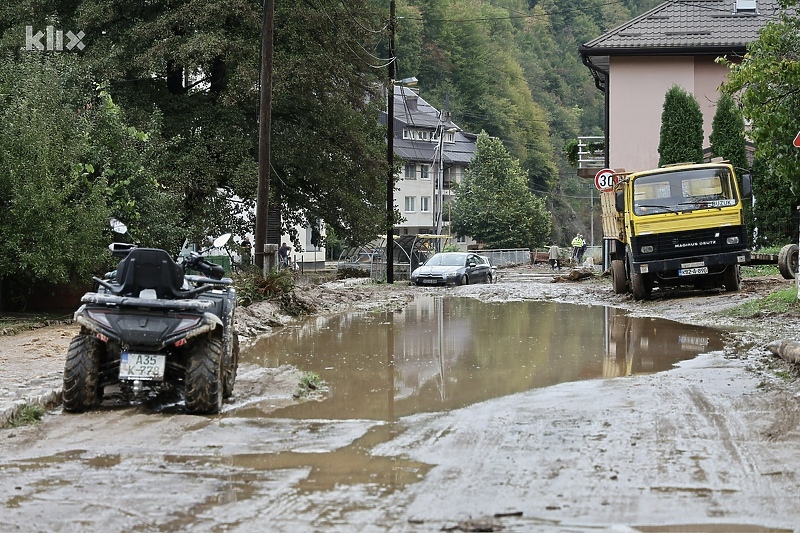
3 264 800 531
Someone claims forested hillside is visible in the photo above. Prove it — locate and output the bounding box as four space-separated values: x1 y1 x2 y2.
389 0 661 244
0 0 662 302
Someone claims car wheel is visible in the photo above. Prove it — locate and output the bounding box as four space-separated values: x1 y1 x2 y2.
457 274 468 286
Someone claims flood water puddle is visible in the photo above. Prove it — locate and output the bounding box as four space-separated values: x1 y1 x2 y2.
244 297 724 421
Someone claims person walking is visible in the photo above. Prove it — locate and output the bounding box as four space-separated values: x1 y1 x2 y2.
571 233 585 264
279 242 292 269
548 242 560 270
240 236 252 266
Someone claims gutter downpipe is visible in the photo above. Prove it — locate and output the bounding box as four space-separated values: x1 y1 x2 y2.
581 52 611 271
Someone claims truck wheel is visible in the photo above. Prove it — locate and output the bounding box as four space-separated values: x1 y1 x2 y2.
630 271 651 301
611 260 627 294
724 264 742 292
778 244 798 280
63 334 104 412
185 335 223 414
222 331 239 399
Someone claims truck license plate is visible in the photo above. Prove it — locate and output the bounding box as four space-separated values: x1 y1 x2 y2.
120 352 166 381
678 267 708 276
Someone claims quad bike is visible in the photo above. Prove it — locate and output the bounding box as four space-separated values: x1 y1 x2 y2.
63 221 239 414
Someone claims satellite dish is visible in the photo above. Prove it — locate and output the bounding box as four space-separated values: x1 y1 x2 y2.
213 233 232 248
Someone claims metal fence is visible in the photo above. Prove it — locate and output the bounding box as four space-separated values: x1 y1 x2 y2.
477 249 530 267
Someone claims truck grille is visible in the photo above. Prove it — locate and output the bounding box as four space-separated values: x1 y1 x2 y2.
631 226 746 261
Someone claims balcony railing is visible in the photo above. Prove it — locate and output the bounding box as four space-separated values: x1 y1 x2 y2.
577 136 605 170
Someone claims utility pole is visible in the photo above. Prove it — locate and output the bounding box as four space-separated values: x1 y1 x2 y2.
386 0 396 284
255 0 274 270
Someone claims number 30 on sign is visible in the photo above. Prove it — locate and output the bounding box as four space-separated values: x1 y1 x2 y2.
594 168 616 192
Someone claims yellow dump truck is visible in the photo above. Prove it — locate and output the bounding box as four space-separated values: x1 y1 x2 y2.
602 161 752 300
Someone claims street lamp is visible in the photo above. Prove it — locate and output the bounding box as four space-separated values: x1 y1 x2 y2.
385 67 417 283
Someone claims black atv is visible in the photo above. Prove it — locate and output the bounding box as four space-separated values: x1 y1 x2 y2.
63 222 239 414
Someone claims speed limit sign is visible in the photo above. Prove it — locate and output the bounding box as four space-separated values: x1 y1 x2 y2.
594 168 615 192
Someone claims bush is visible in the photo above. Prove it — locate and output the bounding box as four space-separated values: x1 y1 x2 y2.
234 269 295 306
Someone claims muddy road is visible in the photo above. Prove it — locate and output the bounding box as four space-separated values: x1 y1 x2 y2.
2 268 800 532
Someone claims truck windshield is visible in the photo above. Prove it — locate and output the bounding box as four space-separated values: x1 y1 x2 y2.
632 167 738 216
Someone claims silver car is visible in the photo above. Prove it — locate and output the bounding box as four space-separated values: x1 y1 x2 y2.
410 252 492 286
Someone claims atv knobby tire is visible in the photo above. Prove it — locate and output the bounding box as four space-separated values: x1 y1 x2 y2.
184 335 224 414
222 331 239 399
63 334 104 412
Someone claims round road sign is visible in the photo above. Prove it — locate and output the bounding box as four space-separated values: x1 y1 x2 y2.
594 168 615 191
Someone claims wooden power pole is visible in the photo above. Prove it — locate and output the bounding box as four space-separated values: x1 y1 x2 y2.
255 0 274 270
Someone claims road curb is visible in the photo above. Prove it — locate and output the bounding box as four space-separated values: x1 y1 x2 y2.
0 387 62 428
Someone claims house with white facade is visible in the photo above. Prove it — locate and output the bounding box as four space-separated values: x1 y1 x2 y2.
579 0 782 173
385 86 477 248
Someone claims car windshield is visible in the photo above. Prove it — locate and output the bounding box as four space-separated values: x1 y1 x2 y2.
632 167 739 216
425 253 466 267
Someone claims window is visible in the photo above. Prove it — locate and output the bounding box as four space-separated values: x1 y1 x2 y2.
404 196 415 212
404 163 416 180
420 164 430 180
420 196 431 212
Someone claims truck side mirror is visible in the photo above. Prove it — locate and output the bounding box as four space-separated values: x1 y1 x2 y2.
740 173 752 199
615 191 625 213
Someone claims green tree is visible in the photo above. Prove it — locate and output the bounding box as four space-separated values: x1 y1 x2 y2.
0 51 181 308
658 85 704 166
451 132 551 248
721 3 800 246
709 92 748 170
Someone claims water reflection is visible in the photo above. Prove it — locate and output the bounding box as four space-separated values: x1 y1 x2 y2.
244 297 724 421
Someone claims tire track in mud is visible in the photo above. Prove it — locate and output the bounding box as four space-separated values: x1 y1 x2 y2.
652 379 783 516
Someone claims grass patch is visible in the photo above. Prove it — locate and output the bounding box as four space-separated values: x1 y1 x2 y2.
741 264 779 277
295 371 327 398
723 285 800 319
6 404 45 428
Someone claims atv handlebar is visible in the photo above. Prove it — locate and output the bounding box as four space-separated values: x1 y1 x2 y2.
182 252 226 280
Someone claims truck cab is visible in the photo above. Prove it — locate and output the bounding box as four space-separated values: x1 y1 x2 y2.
604 161 752 300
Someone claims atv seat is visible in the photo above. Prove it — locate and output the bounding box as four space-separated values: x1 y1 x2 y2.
112 248 186 299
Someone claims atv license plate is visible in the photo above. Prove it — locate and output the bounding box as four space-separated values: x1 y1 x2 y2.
120 352 166 381
678 266 708 276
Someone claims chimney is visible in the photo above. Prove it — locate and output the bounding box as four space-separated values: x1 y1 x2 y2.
405 93 418 111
